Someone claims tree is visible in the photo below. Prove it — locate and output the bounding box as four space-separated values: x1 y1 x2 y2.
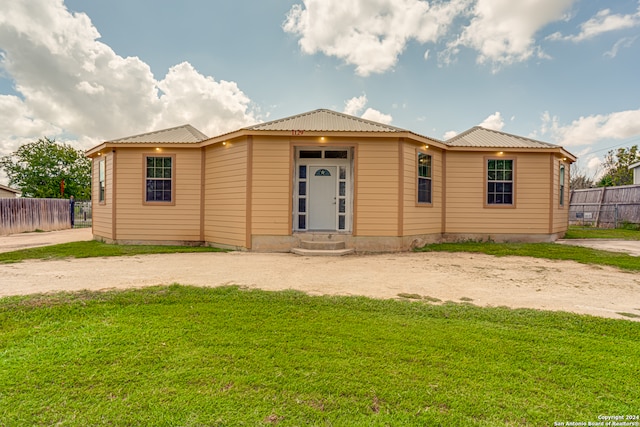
0 137 91 199
597 145 639 187
570 162 597 190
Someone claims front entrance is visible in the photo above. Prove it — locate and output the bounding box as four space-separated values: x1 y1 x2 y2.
308 166 337 230
294 148 352 232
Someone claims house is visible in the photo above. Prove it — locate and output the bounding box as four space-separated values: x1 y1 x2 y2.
85 109 576 252
630 161 640 185
0 184 20 198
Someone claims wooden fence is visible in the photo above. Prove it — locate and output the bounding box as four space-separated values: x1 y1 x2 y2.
0 198 71 235
569 185 640 227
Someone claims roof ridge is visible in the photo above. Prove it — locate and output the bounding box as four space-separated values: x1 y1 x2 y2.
108 124 207 143
244 108 408 132
475 126 558 147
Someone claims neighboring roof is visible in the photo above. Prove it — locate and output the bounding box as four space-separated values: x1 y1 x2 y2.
0 184 20 194
107 124 208 144
445 126 560 149
629 161 640 170
244 109 408 133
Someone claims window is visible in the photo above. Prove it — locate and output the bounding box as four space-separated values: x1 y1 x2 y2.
98 159 105 203
559 164 565 206
418 153 432 203
487 159 513 205
145 156 173 203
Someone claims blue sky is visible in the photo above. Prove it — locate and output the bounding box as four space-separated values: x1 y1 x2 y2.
1 0 640 185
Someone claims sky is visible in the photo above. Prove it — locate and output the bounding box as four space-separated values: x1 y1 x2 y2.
1 0 640 186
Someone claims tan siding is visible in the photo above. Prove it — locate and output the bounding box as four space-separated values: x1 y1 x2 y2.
355 140 398 236
204 141 247 247
114 148 202 241
445 152 552 234
403 143 443 235
251 137 291 235
92 154 113 239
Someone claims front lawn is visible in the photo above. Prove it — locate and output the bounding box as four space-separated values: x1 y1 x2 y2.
0 286 638 426
564 225 640 240
0 240 224 263
416 241 640 272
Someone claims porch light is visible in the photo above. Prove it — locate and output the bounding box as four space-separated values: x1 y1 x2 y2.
562 157 567 161
155 147 161 151
320 137 326 142
424 144 429 150
222 141 227 146
498 151 503 155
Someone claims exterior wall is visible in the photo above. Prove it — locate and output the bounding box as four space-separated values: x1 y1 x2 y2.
634 167 640 185
354 138 399 237
113 148 202 242
0 188 19 198
444 151 553 238
204 141 248 248
251 136 291 236
402 142 443 238
92 154 113 240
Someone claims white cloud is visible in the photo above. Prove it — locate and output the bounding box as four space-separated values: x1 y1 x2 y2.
539 109 640 147
343 94 393 124
549 7 640 42
361 108 393 125
604 36 638 58
479 112 505 131
443 130 459 140
284 0 589 73
343 94 368 116
283 0 470 76
448 0 575 69
0 0 258 167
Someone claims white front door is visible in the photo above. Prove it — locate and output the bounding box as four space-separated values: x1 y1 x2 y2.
308 166 337 230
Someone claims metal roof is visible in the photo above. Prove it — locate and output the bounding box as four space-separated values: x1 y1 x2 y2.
244 109 407 133
445 126 559 149
107 124 208 144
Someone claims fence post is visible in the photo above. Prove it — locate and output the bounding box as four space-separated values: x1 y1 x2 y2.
70 196 75 228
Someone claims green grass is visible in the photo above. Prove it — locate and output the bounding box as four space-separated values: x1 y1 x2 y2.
565 226 640 240
0 240 225 263
416 242 640 272
0 285 638 426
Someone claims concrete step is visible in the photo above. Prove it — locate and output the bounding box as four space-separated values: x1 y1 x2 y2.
299 240 346 250
291 247 354 257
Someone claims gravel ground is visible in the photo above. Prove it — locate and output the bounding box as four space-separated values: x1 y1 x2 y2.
1 229 639 321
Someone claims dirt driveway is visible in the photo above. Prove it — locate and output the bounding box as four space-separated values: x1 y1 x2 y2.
2 248 639 321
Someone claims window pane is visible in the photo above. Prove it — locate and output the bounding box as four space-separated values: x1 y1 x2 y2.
339 166 346 180
299 181 306 196
338 215 345 230
163 168 171 178
299 165 307 179
300 150 321 158
504 160 513 171
298 215 306 229
339 198 345 213
147 157 154 168
325 150 348 159
339 181 345 197
418 178 431 203
497 160 504 169
505 171 513 181
298 198 306 213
